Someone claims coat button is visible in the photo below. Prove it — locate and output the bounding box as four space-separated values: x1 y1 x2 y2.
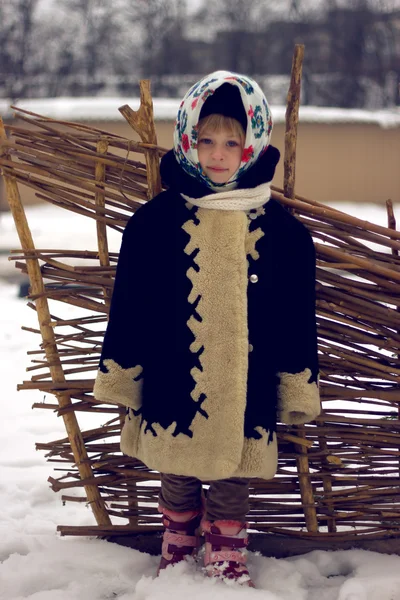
249 274 258 283
249 212 258 220
249 344 254 352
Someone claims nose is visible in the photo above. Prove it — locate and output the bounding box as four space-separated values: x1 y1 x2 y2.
211 145 224 160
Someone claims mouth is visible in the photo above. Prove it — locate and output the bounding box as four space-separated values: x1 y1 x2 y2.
208 167 228 173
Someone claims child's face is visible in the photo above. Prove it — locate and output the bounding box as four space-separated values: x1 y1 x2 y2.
198 127 244 184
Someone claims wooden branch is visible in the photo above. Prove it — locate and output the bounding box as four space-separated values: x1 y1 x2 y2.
284 44 304 204
283 45 318 533
95 138 112 309
386 199 400 474
119 80 162 200
271 189 400 244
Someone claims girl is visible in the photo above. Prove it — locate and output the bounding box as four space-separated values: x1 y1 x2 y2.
94 71 320 587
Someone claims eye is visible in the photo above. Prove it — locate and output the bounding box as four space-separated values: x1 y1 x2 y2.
199 137 212 145
227 140 239 147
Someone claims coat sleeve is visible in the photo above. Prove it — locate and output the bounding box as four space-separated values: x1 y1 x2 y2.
93 206 147 409
276 223 321 425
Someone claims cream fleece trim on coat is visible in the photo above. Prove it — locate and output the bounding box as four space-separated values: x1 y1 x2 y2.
120 413 279 481
180 207 250 476
93 359 143 410
233 428 278 480
277 368 320 425
181 182 271 211
246 225 264 268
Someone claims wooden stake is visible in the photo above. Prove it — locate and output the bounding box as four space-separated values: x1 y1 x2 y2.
119 80 162 200
283 45 319 533
284 44 304 208
317 435 337 533
95 138 113 310
386 199 400 475
0 117 111 527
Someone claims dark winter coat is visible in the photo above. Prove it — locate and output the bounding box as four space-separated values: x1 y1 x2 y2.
93 149 320 481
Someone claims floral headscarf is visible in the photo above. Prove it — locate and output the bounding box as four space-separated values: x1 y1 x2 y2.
173 70 273 191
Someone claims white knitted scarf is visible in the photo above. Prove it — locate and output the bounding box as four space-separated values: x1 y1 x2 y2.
182 183 271 211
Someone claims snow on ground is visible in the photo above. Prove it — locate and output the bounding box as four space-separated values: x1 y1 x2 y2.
1 202 400 599
0 202 123 281
1 97 400 128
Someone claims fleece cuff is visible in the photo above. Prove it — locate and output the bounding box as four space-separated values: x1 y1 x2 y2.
277 368 320 425
93 359 143 410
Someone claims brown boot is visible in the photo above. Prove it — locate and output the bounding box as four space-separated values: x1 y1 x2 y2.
202 520 254 587
158 507 203 574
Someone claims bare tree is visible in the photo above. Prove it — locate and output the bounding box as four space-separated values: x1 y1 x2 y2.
191 0 271 73
124 0 187 77
0 0 398 106
53 0 139 95
0 0 39 100
314 0 400 107
363 0 400 106
0 0 141 98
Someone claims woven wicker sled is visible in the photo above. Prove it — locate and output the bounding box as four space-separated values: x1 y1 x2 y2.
1 47 400 557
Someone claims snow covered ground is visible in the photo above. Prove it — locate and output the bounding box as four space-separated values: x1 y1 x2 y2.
1 202 400 599
1 97 400 128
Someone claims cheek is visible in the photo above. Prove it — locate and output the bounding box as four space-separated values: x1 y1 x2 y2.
197 146 207 168
234 147 244 167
